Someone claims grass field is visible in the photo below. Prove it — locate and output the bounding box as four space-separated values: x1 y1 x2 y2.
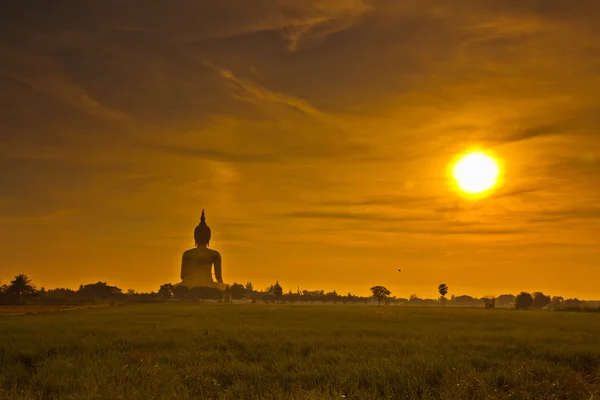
1 304 600 399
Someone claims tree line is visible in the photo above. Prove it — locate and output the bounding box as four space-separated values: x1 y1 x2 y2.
1 274 598 312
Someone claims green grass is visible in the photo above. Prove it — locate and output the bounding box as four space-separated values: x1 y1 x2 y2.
1 304 600 399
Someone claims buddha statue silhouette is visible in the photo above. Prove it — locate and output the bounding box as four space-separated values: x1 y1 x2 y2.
178 210 229 291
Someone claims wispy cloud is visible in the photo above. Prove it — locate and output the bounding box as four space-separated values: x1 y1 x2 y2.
0 209 79 224
204 61 324 117
279 0 372 51
499 125 565 144
0 47 131 123
534 207 600 222
147 143 279 164
281 210 436 223
315 195 433 207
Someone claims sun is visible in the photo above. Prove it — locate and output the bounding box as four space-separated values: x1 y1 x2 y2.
452 151 500 195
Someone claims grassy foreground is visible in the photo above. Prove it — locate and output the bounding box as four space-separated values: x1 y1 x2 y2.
1 304 599 399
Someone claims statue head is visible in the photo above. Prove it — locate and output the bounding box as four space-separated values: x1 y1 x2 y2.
194 209 212 246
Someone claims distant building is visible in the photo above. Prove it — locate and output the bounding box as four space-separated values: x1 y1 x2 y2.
273 279 283 300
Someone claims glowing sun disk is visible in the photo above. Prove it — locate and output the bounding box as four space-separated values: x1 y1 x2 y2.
452 152 500 194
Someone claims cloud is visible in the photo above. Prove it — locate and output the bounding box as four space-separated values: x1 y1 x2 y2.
281 210 436 223
0 0 371 52
278 0 372 51
0 46 131 123
148 143 279 164
432 227 527 236
499 125 565 144
315 195 432 207
489 187 541 199
0 209 79 225
205 61 324 117
534 207 600 222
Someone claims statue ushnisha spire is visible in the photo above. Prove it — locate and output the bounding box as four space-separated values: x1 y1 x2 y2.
194 209 211 246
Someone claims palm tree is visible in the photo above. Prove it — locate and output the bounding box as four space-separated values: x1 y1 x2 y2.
10 274 36 298
438 283 449 307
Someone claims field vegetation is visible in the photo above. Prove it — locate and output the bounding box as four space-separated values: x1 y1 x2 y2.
2 303 600 399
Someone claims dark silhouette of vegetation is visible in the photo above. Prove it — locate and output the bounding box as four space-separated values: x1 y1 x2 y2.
9 274 36 299
532 292 551 309
0 274 37 304
515 292 534 310
496 294 516 308
551 296 564 309
408 294 438 306
230 283 246 299
450 295 480 307
438 284 448 307
483 296 496 309
78 282 123 300
1 274 599 312
158 283 174 299
173 285 190 300
273 281 283 303
11 274 35 294
370 286 391 306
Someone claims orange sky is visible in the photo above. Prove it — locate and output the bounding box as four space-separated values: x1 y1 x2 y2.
1 0 600 299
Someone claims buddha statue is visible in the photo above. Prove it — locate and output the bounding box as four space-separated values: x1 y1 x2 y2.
178 210 229 292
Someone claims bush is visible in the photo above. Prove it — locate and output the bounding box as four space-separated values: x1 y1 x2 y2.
515 292 533 310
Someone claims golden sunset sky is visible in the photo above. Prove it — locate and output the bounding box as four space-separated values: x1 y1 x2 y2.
1 0 599 299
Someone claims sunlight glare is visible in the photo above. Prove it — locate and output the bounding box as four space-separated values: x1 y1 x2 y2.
452 151 500 195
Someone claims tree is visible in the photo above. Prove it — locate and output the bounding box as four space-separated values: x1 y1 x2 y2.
78 282 122 300
273 281 283 302
46 288 77 302
230 283 246 299
515 292 533 310
245 282 255 301
158 283 174 299
550 296 564 309
173 285 189 299
127 289 137 296
0 282 9 304
451 295 479 307
483 296 496 309
564 298 583 308
9 274 36 298
438 284 449 307
370 286 391 306
532 292 551 309
495 294 516 308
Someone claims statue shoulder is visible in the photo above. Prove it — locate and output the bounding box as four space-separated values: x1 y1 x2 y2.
209 248 221 259
182 248 196 258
